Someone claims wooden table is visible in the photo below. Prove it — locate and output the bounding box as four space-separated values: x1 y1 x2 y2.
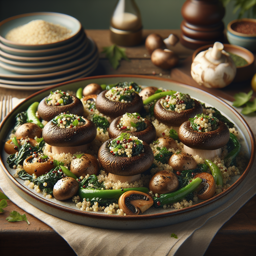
1 30 256 256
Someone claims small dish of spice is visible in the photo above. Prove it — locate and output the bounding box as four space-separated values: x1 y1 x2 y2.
227 18 256 52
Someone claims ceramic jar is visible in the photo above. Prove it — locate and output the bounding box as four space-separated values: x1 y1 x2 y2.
180 0 225 49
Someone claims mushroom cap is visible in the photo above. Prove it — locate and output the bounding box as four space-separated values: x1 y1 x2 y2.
145 33 165 55
96 90 143 119
38 95 84 122
178 120 230 150
83 83 102 96
70 153 99 177
151 49 179 70
156 136 179 151
98 140 154 176
15 123 42 139
154 99 203 127
168 152 197 171
108 116 156 144
139 87 158 101
149 170 179 194
53 177 79 201
43 118 96 147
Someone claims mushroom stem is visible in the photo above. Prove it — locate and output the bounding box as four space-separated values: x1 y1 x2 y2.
182 145 222 160
108 173 141 183
211 42 224 60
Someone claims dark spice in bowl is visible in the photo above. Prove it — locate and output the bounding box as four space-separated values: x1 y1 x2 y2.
231 21 256 35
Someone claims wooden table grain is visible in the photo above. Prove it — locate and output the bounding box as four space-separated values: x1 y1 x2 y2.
0 29 256 256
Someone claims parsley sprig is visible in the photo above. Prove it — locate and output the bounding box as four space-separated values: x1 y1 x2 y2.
233 90 256 115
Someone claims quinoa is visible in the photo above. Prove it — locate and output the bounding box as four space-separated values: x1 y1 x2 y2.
6 20 71 45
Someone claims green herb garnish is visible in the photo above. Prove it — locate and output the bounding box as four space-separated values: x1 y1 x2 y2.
92 114 110 133
233 90 253 107
0 199 8 213
6 211 30 225
102 45 129 69
171 233 178 239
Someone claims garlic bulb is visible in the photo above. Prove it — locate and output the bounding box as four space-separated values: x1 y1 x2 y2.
191 42 236 88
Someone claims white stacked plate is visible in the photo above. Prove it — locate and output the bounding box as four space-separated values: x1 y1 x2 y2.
0 12 99 90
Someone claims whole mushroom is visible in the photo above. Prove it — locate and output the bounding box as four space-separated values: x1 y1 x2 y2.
43 113 96 154
15 123 42 139
151 49 179 70
149 170 179 194
145 33 165 54
83 83 102 96
38 90 84 122
168 152 197 171
139 86 158 101
53 177 79 201
191 42 236 88
70 153 99 177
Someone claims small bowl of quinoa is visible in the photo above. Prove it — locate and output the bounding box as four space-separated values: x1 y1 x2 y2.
0 12 82 50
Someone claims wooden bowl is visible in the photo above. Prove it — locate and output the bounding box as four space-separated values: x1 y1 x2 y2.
192 44 255 83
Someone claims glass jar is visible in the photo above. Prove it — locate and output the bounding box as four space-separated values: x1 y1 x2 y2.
110 0 142 46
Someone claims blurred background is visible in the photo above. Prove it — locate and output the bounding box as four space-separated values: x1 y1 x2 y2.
0 0 244 30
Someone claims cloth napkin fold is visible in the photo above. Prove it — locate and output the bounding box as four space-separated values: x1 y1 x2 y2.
0 99 255 256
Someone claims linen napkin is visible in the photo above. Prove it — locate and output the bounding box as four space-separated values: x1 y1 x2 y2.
0 98 255 256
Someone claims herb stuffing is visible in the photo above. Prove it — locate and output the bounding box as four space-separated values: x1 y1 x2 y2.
108 133 144 157
52 113 86 128
189 114 219 132
46 90 73 106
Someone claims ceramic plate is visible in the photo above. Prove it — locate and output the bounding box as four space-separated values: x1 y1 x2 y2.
0 37 96 74
0 38 97 80
0 30 86 57
0 75 254 229
0 12 82 50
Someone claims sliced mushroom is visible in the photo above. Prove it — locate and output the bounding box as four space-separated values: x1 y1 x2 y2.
83 83 102 96
194 172 216 200
154 99 203 127
38 95 84 122
168 152 197 171
108 116 156 144
118 190 153 215
96 90 143 119
53 177 79 201
178 120 230 150
149 170 179 194
139 87 158 101
4 136 37 154
23 155 54 176
15 123 42 139
70 153 99 177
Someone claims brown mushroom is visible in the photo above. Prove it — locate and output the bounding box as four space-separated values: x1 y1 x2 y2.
168 152 197 171
15 123 42 139
194 172 216 200
38 95 84 122
178 120 230 150
42 114 96 154
83 83 102 96
156 137 179 151
139 86 158 101
149 170 179 194
154 99 203 127
151 49 179 69
23 155 54 176
118 190 153 215
70 153 99 177
96 90 143 119
53 177 79 201
145 33 165 55
108 116 156 144
98 140 154 177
